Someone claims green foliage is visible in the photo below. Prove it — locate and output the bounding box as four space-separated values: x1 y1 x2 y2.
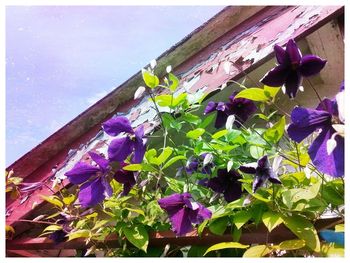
123 224 149 253
204 242 249 256
263 116 285 144
262 211 283 232
142 69 159 88
243 245 271 257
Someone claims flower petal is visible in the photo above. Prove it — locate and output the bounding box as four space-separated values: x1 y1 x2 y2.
158 193 191 211
227 98 257 128
252 174 268 193
108 137 133 162
132 137 146 164
284 70 302 98
187 203 212 224
309 128 344 178
101 177 113 197
286 39 301 65
274 44 289 65
88 151 109 172
78 178 106 207
64 162 100 184
260 65 289 87
214 110 228 129
287 123 319 143
299 55 327 77
102 116 134 136
204 101 217 115
169 207 193 236
239 165 256 174
315 98 338 117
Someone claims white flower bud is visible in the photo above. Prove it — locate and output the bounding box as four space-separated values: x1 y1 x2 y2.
203 153 213 167
226 115 236 130
281 85 286 94
227 160 233 172
166 65 172 73
299 86 304 92
134 86 146 100
150 59 157 69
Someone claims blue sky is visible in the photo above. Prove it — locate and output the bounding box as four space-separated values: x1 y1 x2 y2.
6 6 223 166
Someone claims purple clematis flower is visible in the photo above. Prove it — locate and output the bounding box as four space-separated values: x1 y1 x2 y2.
65 151 113 207
261 39 327 98
49 230 67 244
102 116 146 163
184 154 214 175
158 193 212 236
239 155 281 192
204 92 257 129
200 169 244 202
114 163 138 196
287 92 344 177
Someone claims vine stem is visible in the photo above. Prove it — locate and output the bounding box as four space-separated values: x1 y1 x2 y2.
305 78 325 107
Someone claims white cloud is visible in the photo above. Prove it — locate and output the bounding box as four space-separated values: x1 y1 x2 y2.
86 90 109 106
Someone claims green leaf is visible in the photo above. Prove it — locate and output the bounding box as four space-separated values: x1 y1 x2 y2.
233 210 252 229
91 220 109 231
124 207 145 216
282 215 320 252
67 229 91 241
162 155 186 169
188 245 208 257
197 220 209 236
181 113 201 125
187 128 205 140
123 163 156 172
212 129 228 139
263 86 280 99
40 195 63 209
235 88 269 102
154 93 187 108
263 116 285 144
262 211 283 232
335 224 344 232
282 179 321 207
123 224 149 252
199 114 215 129
278 239 305 250
152 147 173 166
165 177 185 193
168 73 179 92
243 245 271 257
209 217 229 235
204 242 249 255
249 145 266 159
42 225 62 233
145 149 157 163
142 69 159 89
63 194 76 206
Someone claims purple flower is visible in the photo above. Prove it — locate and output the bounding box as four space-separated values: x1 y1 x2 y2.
184 154 213 175
239 155 281 192
158 193 212 236
261 39 327 98
65 152 113 207
102 116 146 163
204 92 256 129
287 95 344 177
49 230 67 244
201 169 244 202
114 163 138 196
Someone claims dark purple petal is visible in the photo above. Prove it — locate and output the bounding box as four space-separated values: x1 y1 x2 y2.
216 102 226 112
286 39 301 65
315 98 338 116
284 70 302 98
88 151 109 172
299 55 327 77
186 158 199 174
101 177 113 197
268 176 282 184
227 98 257 128
214 110 228 129
260 65 289 87
108 137 134 162
291 107 331 127
79 178 106 207
274 44 289 65
134 125 144 139
287 107 332 143
340 81 344 91
102 116 134 136
239 165 256 174
252 175 268 193
114 169 136 185
309 128 344 178
223 183 243 202
65 162 100 185
287 123 319 143
257 155 268 169
49 230 67 244
169 207 193 236
187 203 212 224
204 101 217 115
132 137 146 164
158 193 191 211
197 178 209 187
207 176 225 193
